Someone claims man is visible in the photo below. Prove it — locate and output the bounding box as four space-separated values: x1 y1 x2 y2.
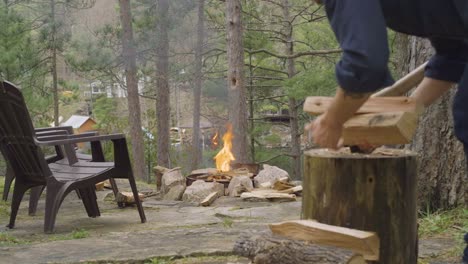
307 0 468 262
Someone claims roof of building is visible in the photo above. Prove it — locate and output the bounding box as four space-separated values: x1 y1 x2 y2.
61 115 95 129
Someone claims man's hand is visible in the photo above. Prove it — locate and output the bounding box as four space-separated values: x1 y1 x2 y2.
306 114 343 150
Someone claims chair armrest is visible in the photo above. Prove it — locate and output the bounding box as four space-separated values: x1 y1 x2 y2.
36 131 98 141
35 133 126 146
36 130 69 138
34 126 74 133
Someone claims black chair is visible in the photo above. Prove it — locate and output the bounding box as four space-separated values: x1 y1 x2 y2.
0 81 146 233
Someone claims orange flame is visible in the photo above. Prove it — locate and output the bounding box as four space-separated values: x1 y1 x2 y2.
214 124 235 172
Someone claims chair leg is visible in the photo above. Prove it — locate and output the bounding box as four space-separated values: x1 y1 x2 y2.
109 178 124 208
7 182 30 229
78 187 100 218
44 181 71 233
2 165 14 201
128 176 146 223
28 185 45 216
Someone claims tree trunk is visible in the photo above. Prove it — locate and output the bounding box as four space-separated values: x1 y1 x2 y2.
281 0 301 180
156 0 170 168
119 0 146 180
191 0 205 170
50 0 59 126
303 149 418 264
226 0 249 163
398 35 467 209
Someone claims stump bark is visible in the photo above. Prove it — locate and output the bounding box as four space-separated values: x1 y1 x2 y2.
233 231 365 264
303 148 418 264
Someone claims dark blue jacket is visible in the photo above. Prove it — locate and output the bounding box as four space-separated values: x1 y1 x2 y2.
324 0 468 93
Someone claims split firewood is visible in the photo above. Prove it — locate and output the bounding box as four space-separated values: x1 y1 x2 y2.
273 180 295 191
259 182 272 189
342 111 418 145
233 231 366 264
240 191 296 202
304 96 423 116
270 220 379 261
95 181 105 191
200 192 219 207
277 185 302 194
115 191 145 205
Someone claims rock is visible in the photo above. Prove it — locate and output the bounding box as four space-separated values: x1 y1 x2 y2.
182 180 224 203
161 168 186 200
227 176 254 197
164 185 186 201
253 164 289 188
154 165 171 191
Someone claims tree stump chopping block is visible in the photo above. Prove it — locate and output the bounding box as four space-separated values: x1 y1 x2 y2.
303 148 418 264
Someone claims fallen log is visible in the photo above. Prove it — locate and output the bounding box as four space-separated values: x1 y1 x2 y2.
233 231 366 264
270 220 379 261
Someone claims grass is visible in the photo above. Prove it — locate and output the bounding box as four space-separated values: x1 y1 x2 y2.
418 206 467 261
418 206 468 237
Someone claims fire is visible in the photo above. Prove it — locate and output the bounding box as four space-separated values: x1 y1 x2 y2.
214 124 235 172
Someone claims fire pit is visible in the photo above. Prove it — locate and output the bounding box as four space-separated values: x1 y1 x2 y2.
186 165 257 188
187 124 260 188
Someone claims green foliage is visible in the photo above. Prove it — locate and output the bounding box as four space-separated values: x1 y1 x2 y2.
283 64 337 99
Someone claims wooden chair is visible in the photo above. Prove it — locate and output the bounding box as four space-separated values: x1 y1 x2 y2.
2 126 87 201
0 81 146 233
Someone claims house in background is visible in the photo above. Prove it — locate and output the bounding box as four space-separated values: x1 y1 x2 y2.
61 115 97 149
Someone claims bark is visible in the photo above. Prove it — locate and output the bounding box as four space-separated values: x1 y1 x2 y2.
226 0 249 163
155 0 170 168
118 0 146 180
51 0 59 126
234 231 365 264
398 35 467 209
281 0 301 180
191 0 205 170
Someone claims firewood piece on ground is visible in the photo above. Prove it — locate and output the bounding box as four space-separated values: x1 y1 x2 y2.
115 191 145 205
304 96 422 115
277 185 302 194
200 192 219 206
233 231 366 264
270 220 379 261
273 180 295 191
342 111 418 145
240 191 296 202
95 181 105 191
259 182 272 189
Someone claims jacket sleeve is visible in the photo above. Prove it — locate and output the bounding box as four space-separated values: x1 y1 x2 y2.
426 38 468 83
325 0 394 93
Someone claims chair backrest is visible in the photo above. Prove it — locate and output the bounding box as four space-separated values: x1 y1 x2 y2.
0 81 50 185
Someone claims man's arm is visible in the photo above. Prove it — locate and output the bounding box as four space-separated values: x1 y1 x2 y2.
307 88 370 149
410 77 454 107
307 0 393 149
